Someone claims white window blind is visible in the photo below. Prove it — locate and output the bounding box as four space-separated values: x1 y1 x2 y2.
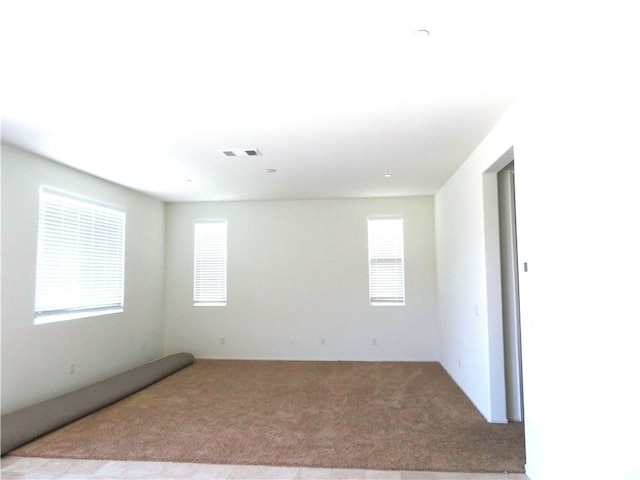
368 217 405 306
194 220 227 306
34 188 126 324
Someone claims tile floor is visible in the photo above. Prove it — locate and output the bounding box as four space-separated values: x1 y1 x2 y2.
1 456 529 480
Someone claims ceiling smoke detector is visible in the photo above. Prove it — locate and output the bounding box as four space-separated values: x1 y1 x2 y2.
221 149 262 157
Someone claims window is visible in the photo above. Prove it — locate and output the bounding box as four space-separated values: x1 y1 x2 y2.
368 217 405 305
34 188 126 324
194 220 227 306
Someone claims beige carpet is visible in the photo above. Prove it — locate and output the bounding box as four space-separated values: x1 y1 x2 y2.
10 360 525 473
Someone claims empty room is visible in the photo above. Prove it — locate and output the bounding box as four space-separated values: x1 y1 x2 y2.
2 2 639 480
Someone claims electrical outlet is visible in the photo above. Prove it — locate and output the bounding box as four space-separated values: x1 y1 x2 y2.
320 337 326 345
290 336 296 346
220 337 226 345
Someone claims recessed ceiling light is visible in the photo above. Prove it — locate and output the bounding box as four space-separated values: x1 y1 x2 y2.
265 168 277 174
384 173 393 178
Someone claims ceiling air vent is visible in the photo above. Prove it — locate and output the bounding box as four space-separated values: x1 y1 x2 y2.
221 149 262 157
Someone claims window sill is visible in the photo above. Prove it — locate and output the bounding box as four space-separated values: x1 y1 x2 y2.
34 308 124 325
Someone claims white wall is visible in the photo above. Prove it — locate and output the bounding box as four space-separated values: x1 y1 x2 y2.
1 145 167 414
164 197 437 361
435 107 516 423
437 101 640 479
436 6 640 474
519 6 639 479
514 95 640 478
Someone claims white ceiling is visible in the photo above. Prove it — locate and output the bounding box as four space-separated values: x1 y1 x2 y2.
1 0 522 202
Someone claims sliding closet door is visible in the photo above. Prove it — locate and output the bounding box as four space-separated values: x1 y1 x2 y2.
498 162 524 422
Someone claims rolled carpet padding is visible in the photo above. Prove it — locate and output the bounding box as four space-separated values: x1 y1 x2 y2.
1 352 194 455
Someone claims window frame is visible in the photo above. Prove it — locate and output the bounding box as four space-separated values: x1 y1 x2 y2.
367 216 406 306
193 219 228 306
34 187 126 325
